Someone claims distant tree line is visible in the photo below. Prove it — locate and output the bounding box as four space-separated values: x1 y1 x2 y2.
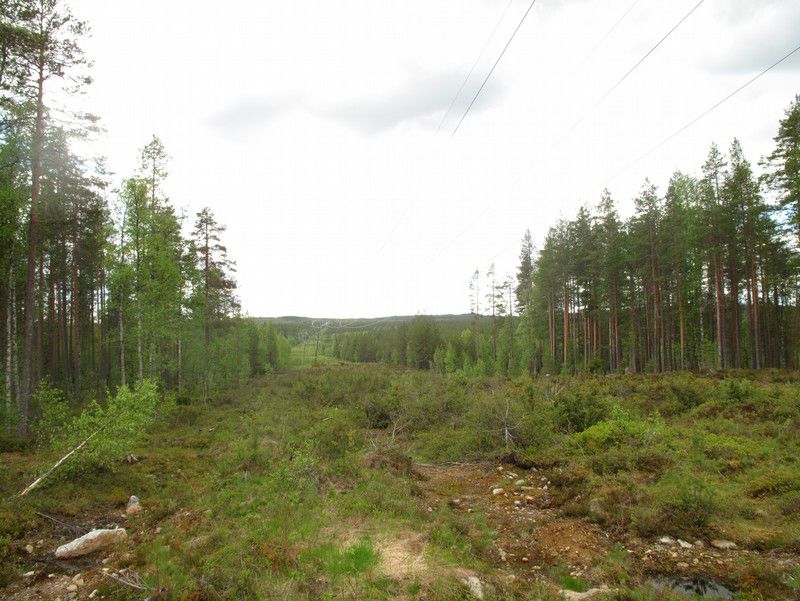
0 1 289 438
332 95 800 375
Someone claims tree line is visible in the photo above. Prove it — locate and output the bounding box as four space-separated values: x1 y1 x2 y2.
331 95 800 376
0 0 289 438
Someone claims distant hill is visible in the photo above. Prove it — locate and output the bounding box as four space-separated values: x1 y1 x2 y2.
254 314 491 335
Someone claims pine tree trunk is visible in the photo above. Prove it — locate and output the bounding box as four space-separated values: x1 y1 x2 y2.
563 277 569 369
19 55 46 437
5 265 13 432
713 253 725 368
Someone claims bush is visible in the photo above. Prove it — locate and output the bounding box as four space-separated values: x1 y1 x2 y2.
554 387 611 433
37 379 160 479
655 472 719 536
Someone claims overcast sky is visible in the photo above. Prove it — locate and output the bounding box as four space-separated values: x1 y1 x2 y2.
71 0 800 318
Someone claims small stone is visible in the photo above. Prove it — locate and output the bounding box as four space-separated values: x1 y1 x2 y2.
66 584 78 592
492 488 505 496
678 539 692 549
710 539 736 550
514 500 522 506
522 556 529 562
542 485 548 490
462 574 484 599
126 495 142 515
694 540 704 548
659 536 675 544
677 562 689 569
89 590 99 599
24 544 34 554
515 479 526 486
24 570 35 577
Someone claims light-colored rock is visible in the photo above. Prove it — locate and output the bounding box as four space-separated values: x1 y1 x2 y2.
24 544 34 554
710 539 737 550
659 536 675 544
560 586 612 600
89 590 98 598
55 528 127 559
462 575 484 599
492 488 505 496
126 495 142 515
23 570 35 577
678 539 692 549
514 479 526 486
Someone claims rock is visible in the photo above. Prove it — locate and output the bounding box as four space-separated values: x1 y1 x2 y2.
462 575 484 599
589 498 605 516
560 586 612 600
23 570 35 577
694 540 704 548
514 479 526 486
24 544 34 554
55 528 127 559
126 495 142 515
677 562 689 569
678 539 692 549
710 539 737 550
123 453 140 464
66 584 78 592
89 590 99 598
492 488 505 496
659 536 675 544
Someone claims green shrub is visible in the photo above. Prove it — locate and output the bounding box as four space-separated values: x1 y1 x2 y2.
555 387 610 433
37 379 160 479
655 472 719 536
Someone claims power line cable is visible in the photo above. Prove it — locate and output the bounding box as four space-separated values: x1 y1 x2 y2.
605 41 800 184
452 0 540 137
437 0 515 133
573 0 644 74
554 0 705 147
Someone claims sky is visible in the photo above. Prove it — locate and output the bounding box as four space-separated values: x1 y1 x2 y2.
68 0 800 318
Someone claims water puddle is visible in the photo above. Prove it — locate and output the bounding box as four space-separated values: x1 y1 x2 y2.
650 575 734 599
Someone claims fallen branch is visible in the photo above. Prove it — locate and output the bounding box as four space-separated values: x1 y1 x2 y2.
14 424 107 498
103 568 152 591
35 511 82 534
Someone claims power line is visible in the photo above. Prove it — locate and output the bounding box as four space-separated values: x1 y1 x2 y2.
606 41 800 184
554 0 705 147
437 0 515 133
452 0 540 137
573 0 644 74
